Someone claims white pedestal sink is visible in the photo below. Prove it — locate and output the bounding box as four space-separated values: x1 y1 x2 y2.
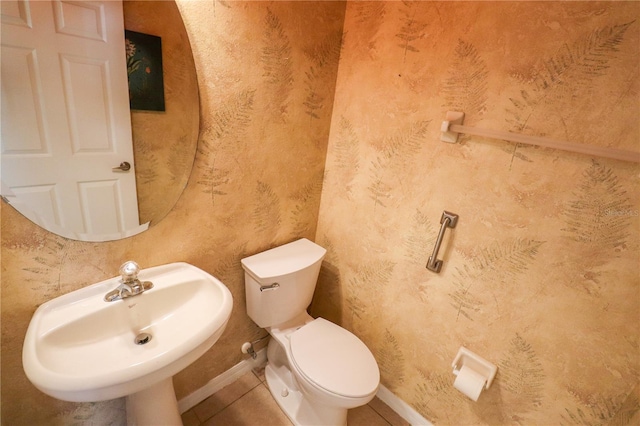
22 262 233 425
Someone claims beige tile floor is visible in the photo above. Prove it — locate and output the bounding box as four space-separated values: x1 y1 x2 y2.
181 367 410 426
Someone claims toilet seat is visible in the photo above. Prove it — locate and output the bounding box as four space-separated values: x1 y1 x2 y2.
289 318 379 398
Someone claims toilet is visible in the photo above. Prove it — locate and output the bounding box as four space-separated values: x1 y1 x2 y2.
241 238 380 426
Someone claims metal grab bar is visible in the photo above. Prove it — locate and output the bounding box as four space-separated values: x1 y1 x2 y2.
426 211 459 273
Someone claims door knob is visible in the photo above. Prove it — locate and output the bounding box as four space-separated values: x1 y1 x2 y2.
112 161 131 172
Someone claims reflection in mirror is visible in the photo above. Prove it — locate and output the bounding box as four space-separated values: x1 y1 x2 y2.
0 0 199 242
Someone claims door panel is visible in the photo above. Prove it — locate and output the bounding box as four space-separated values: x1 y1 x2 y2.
1 45 49 154
10 184 61 225
61 54 113 152
78 180 123 234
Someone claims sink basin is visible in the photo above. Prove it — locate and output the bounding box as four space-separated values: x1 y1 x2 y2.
23 262 233 405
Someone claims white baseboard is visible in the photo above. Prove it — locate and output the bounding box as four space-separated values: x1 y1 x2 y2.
177 349 267 414
376 385 432 426
178 349 431 426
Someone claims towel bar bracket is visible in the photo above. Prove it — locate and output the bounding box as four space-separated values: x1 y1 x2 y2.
441 111 465 143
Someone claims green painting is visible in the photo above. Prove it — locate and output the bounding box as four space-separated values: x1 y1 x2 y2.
125 30 165 112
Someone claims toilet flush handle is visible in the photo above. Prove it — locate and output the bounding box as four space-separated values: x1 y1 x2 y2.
260 283 280 292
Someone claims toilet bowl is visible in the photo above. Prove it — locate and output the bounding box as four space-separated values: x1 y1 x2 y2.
267 314 379 425
241 239 380 426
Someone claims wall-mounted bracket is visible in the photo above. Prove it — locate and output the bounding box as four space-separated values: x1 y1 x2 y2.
440 111 465 143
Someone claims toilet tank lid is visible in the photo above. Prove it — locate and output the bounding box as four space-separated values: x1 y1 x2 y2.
240 238 327 280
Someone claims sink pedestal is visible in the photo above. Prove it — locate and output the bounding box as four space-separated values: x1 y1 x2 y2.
126 378 182 426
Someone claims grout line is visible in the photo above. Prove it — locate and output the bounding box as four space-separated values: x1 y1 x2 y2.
367 402 394 426
197 379 263 426
178 349 267 413
201 381 271 426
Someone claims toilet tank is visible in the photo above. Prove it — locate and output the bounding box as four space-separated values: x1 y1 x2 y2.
241 238 326 328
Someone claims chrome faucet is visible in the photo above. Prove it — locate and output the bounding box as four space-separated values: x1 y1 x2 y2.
104 261 154 302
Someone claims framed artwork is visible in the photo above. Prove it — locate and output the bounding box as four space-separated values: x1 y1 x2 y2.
125 30 165 112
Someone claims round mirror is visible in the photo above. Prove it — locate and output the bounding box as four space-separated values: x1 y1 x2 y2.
0 0 199 242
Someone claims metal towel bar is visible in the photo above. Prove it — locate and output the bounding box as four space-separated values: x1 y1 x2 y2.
426 211 458 273
441 111 640 163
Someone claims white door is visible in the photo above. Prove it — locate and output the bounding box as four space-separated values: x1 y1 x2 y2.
1 0 140 237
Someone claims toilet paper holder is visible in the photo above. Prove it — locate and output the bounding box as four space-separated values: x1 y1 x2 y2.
452 346 498 390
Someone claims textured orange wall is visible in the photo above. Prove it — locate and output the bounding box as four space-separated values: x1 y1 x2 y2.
1 1 344 424
2 1 638 425
313 1 639 424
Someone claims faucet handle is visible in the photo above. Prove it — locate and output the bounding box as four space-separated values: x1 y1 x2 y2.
119 261 140 283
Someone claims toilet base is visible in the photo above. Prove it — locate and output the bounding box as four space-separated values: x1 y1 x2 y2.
265 363 348 426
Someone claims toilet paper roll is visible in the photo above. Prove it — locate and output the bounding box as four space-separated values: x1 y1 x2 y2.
453 365 487 401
